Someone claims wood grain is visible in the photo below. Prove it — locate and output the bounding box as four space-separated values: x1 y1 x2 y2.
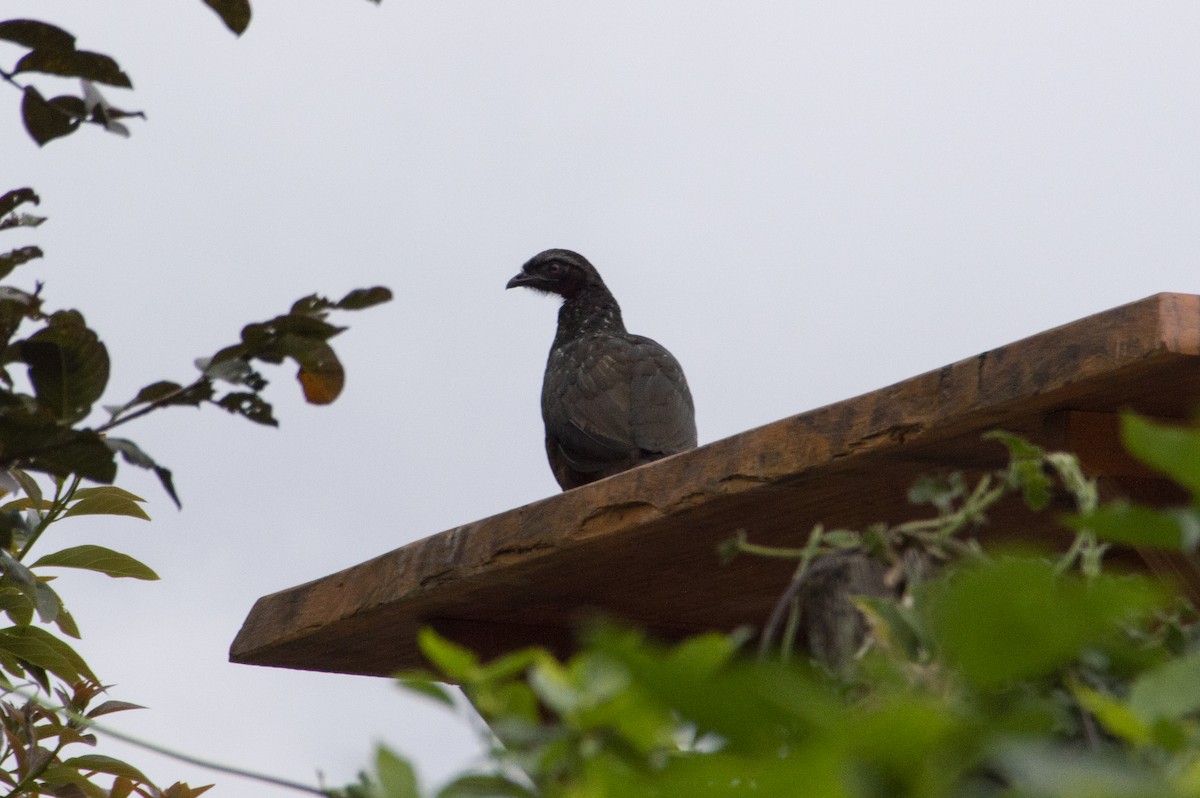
230 293 1200 677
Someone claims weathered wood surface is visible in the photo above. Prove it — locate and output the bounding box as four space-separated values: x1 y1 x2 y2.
231 293 1200 677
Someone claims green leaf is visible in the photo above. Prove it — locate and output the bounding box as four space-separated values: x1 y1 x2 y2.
11 468 42 506
1072 681 1152 747
1068 502 1200 552
86 700 145 719
32 545 159 580
0 625 94 683
477 647 548 683
419 628 478 682
62 754 151 783
1122 414 1200 498
0 585 33 626
437 774 535 798
24 310 110 422
33 764 93 792
1 548 40 604
1128 650 1200 722
64 494 150 521
395 673 456 707
374 746 419 798
922 557 1160 688
985 430 1045 461
34 581 60 624
55 608 80 639
21 86 79 146
0 498 53 515
474 681 541 726
986 431 1053 509
0 510 26 551
202 0 252 35
854 595 923 661
0 20 77 51
665 632 744 677
71 486 147 503
15 49 131 87
908 472 965 512
527 658 583 716
991 741 1167 796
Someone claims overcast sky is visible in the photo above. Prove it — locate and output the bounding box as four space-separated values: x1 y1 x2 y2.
4 1 1200 795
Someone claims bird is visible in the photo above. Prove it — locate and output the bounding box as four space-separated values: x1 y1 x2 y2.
507 248 697 490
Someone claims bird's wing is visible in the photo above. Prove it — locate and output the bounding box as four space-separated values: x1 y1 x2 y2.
544 338 636 471
543 333 696 474
626 335 698 455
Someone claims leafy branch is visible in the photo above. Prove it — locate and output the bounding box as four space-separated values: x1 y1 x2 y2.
0 185 390 793
1 0 387 147
0 187 391 506
723 429 1113 666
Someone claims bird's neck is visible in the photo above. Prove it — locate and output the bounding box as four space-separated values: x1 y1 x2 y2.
554 286 626 346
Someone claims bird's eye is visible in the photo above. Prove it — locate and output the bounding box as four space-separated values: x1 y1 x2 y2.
545 261 563 275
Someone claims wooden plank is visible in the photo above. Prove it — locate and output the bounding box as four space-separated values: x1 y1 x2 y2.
230 293 1200 677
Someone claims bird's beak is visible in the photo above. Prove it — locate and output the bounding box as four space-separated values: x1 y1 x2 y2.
506 272 533 290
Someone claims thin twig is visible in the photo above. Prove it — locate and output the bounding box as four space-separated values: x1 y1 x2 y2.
6 687 334 797
779 594 802 662
3 737 67 798
758 561 809 660
78 717 334 797
17 474 79 561
758 526 826 660
0 70 23 92
1079 703 1101 750
94 378 208 434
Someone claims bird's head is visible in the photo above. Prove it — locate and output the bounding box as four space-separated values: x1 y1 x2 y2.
506 249 606 299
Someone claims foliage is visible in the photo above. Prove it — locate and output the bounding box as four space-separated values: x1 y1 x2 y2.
0 0 379 146
343 417 1200 798
1 0 398 792
0 476 220 797
0 182 388 792
0 188 390 505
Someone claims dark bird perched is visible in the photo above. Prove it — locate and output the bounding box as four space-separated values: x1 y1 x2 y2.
507 249 697 490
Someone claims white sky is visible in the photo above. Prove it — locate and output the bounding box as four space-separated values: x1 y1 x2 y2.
4 1 1200 795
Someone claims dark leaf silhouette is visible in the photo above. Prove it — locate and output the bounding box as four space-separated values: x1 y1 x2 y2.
0 19 76 51
105 438 180 508
336 286 393 310
21 86 78 146
202 0 252 35
15 49 131 87
17 310 110 423
0 246 43 281
215 392 277 426
0 188 39 219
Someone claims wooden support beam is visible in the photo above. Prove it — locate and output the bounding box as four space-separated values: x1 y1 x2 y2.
230 293 1200 677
